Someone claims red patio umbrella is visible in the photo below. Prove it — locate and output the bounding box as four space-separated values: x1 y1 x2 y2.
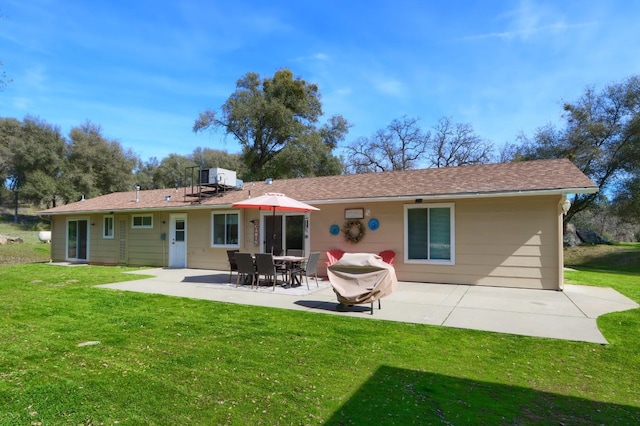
232 192 320 213
232 192 320 252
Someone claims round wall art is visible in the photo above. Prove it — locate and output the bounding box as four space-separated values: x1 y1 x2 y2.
368 218 380 231
329 224 340 235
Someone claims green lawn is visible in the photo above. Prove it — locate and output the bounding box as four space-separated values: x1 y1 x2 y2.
0 215 51 265
1 260 638 424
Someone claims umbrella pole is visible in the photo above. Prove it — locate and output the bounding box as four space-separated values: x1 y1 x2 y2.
271 207 277 254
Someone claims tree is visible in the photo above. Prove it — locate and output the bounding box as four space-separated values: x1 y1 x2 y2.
193 69 348 181
428 117 494 168
343 116 430 173
0 117 66 218
0 60 9 92
189 147 243 174
513 75 640 223
134 157 160 190
152 154 197 189
1 12 11 92
342 116 492 174
62 121 138 202
266 132 342 178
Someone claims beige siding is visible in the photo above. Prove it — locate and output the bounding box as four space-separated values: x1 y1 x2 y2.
186 210 218 269
311 196 562 290
50 216 67 261
187 209 260 271
398 196 562 289
310 202 404 269
47 194 563 290
88 214 118 265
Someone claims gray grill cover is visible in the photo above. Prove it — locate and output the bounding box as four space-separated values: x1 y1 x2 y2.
327 253 398 304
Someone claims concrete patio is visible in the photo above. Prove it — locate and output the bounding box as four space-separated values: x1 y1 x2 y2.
96 268 639 344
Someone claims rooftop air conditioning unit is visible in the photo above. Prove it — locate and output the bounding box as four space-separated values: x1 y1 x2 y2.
199 168 237 188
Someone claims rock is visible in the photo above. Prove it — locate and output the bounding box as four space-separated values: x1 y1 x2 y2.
0 235 24 245
563 224 610 246
577 228 609 245
563 223 582 247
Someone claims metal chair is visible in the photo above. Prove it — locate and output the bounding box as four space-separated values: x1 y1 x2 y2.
235 252 257 289
226 249 240 282
292 252 321 289
255 253 286 290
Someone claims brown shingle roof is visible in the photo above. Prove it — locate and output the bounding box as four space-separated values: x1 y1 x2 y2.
39 159 597 215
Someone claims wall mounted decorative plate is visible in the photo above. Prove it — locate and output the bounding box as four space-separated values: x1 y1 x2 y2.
330 224 340 235
368 218 379 231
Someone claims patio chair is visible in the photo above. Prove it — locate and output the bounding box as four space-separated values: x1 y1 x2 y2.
226 249 240 282
291 252 321 289
378 250 396 265
235 252 257 289
255 253 286 290
326 249 345 266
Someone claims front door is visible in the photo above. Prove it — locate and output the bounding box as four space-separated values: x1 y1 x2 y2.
67 218 89 262
169 214 187 268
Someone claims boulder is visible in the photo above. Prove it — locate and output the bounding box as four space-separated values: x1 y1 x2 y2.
577 228 609 245
563 223 582 247
0 235 24 245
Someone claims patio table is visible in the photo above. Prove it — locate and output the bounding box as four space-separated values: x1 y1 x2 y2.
273 255 306 286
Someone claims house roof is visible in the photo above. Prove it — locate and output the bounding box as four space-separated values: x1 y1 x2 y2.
39 159 597 215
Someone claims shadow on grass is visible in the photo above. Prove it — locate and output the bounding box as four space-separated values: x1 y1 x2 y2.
295 299 373 314
325 365 640 425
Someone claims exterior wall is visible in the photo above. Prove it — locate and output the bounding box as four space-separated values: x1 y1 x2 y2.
48 194 563 290
310 195 563 290
421 195 561 289
310 202 402 270
50 216 67 261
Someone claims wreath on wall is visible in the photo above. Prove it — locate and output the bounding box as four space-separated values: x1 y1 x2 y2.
343 220 365 243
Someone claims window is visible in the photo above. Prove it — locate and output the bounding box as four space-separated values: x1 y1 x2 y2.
211 211 239 247
103 215 114 238
404 203 455 264
132 214 153 229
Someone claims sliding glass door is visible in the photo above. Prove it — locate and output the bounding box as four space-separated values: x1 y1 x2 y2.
67 218 89 261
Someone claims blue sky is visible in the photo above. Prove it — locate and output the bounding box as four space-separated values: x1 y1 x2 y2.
1 0 639 163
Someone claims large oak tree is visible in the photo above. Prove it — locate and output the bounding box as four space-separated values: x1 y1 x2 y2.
193 69 348 181
513 75 640 223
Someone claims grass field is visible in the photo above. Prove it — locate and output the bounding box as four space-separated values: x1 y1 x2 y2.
0 228 639 423
0 214 51 265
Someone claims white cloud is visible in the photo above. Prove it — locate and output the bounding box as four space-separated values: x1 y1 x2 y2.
374 78 405 97
460 0 596 42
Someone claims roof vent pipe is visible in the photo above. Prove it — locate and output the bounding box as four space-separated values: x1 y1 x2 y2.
266 178 273 185
134 184 141 203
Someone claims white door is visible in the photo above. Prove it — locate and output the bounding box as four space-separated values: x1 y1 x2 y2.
169 214 187 268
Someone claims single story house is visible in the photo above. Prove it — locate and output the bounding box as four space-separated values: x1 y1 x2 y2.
39 159 597 290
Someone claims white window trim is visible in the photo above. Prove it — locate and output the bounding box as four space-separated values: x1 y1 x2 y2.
211 210 241 248
103 215 114 239
132 214 153 229
404 202 455 265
